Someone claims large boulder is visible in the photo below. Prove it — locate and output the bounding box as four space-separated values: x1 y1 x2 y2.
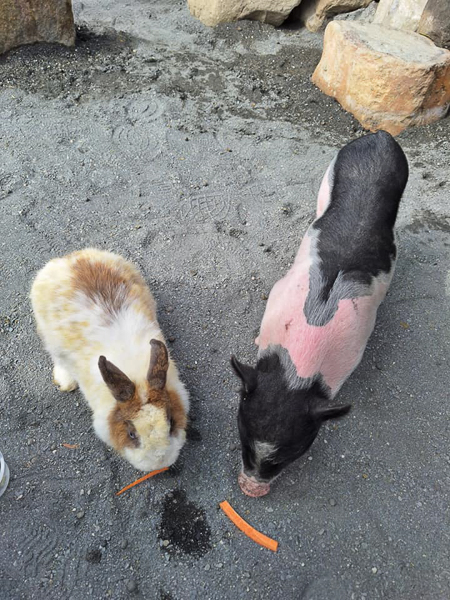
312 21 450 135
0 0 75 55
187 0 302 27
418 0 450 50
297 0 373 33
374 0 428 31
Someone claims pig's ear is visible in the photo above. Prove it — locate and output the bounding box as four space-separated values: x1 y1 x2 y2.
314 404 351 422
230 356 257 393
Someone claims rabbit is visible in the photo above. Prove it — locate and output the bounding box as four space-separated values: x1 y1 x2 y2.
30 248 189 471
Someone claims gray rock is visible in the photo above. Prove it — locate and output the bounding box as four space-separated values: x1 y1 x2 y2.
418 0 450 49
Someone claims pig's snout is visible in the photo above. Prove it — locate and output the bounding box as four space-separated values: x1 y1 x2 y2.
238 471 270 497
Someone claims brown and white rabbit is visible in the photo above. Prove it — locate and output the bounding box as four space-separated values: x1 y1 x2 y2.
30 248 189 471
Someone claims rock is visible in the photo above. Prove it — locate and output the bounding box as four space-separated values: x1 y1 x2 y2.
374 0 450 50
333 3 376 22
418 0 450 50
312 21 450 135
374 0 428 32
126 579 137 592
0 0 75 55
187 0 302 27
297 0 373 33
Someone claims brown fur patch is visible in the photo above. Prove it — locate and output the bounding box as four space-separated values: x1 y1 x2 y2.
109 392 142 450
145 388 166 408
71 255 155 323
72 258 136 319
167 389 187 435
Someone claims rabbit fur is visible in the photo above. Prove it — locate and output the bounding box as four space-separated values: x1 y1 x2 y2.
30 248 189 471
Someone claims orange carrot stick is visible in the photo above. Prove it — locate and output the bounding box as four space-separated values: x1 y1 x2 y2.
116 467 169 496
62 443 79 449
219 500 278 552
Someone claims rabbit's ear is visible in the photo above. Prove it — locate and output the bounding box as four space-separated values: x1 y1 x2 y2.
147 339 168 390
98 356 135 403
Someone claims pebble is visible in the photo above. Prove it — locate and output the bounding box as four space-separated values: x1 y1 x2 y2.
216 563 223 569
76 510 85 519
121 539 128 550
168 336 176 343
204 564 211 571
372 567 378 574
318 529 325 536
162 540 170 547
329 498 336 507
50 443 56 451
126 579 137 592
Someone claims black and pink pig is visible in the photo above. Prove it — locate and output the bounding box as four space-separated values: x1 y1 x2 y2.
231 131 409 497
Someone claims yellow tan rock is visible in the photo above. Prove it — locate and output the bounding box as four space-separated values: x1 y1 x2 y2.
187 0 302 27
312 21 450 135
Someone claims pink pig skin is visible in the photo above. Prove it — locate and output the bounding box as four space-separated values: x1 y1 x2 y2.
256 229 393 396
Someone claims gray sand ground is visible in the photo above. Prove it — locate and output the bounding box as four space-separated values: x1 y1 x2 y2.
0 1 449 599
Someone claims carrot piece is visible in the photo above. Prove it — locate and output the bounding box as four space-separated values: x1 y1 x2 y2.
219 500 278 552
62 443 79 449
116 467 169 496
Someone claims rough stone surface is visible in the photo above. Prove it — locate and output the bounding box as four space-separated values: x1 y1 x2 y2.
374 0 428 31
418 0 450 50
297 0 373 33
0 0 75 55
0 1 449 599
187 0 302 27
312 21 450 135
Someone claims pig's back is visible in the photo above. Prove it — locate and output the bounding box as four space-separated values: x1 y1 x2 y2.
309 131 408 314
258 131 409 395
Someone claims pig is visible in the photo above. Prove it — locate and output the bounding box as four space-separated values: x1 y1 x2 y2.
231 131 409 497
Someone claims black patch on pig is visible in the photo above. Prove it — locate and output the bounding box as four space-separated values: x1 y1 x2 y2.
232 351 350 484
304 130 409 326
158 490 211 558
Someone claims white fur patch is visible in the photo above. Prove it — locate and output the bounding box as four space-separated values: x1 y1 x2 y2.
253 440 277 467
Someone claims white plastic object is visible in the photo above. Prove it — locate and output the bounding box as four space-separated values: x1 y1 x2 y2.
0 451 10 497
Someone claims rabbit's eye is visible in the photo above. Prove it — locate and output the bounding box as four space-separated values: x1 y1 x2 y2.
169 417 175 434
126 422 139 445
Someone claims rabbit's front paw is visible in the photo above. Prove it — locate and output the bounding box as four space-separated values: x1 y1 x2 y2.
53 365 78 392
